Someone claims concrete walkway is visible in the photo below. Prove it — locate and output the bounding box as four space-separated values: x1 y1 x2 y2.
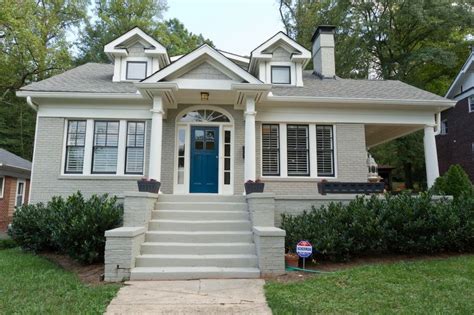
105 279 272 315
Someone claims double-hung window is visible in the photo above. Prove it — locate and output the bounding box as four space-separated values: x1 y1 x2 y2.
65 120 86 173
287 125 309 176
0 177 4 198
316 125 335 177
262 124 280 176
125 121 145 174
92 121 119 174
469 96 474 113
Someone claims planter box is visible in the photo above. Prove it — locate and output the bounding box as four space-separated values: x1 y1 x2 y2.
245 182 265 194
137 180 161 194
318 181 384 195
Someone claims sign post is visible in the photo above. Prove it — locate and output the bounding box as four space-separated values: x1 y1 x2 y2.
296 240 312 269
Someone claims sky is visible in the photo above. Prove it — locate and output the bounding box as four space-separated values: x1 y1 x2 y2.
164 0 285 56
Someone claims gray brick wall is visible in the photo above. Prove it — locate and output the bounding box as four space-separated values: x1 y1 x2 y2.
30 117 151 203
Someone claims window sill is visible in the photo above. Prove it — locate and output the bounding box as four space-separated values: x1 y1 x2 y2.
58 175 143 180
260 177 336 182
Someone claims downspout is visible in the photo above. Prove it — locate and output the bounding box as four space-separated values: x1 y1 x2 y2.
26 96 38 111
433 112 441 136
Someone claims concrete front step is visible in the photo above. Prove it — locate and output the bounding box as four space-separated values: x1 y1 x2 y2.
157 194 245 203
148 219 251 232
130 267 260 280
135 254 258 268
141 242 256 255
155 202 247 211
145 231 253 243
152 210 249 220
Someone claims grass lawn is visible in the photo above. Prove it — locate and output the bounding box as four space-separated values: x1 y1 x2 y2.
0 248 121 314
265 255 474 314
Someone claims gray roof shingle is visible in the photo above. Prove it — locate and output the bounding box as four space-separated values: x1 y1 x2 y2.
20 63 447 102
20 63 136 94
271 71 446 101
0 149 32 170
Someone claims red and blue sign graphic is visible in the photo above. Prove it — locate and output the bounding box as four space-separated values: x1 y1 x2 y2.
296 240 313 258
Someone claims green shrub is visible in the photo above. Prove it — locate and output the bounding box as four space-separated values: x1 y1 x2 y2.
9 192 123 264
432 164 473 199
0 238 17 250
281 192 474 262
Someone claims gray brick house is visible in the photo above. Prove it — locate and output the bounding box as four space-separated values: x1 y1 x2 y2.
17 26 454 281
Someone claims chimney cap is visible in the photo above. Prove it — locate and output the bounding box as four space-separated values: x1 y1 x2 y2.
311 25 336 43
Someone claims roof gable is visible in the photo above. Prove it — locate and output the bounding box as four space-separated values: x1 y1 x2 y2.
141 45 261 84
445 51 474 99
104 27 168 61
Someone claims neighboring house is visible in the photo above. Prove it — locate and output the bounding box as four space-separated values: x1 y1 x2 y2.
437 49 474 181
16 26 454 280
0 149 31 232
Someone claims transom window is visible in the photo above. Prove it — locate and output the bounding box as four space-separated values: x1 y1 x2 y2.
126 61 147 80
271 66 291 84
179 109 230 123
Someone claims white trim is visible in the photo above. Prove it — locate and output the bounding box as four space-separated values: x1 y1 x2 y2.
16 91 142 99
267 62 296 86
15 179 26 207
259 122 338 180
173 105 234 195
445 52 473 99
61 118 146 178
0 176 4 199
28 113 40 203
141 45 262 84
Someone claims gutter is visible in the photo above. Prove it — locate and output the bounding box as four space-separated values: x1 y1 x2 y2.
26 96 38 111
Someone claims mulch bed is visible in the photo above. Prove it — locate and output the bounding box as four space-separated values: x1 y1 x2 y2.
266 252 471 283
40 252 105 285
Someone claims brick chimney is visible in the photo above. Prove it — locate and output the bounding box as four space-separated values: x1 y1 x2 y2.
311 25 336 78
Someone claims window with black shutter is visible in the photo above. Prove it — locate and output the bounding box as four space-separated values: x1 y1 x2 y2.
316 125 335 177
262 124 280 176
287 125 309 176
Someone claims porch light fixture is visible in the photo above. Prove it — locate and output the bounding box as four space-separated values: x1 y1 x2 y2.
201 92 209 101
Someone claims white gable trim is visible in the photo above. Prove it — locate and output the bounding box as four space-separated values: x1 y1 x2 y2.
445 52 474 99
104 27 169 61
141 45 262 84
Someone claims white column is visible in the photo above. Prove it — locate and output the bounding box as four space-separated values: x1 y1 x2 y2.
423 125 440 188
244 96 257 181
148 96 164 181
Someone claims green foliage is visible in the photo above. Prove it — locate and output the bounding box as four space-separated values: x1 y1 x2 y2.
9 192 123 264
0 238 17 250
0 249 121 313
281 192 474 261
433 164 473 199
76 1 214 64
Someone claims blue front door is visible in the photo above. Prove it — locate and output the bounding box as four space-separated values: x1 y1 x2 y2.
190 126 219 193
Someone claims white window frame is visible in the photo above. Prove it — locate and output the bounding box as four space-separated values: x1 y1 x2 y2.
266 61 296 86
173 106 234 195
0 176 4 199
260 122 338 179
61 119 147 177
469 96 474 113
120 56 152 82
15 179 26 207
441 119 448 135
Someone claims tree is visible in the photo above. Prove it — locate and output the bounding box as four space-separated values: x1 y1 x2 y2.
77 1 213 64
0 0 88 159
278 0 474 188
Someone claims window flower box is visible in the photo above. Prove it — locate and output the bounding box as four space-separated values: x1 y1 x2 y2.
137 178 160 193
244 180 264 194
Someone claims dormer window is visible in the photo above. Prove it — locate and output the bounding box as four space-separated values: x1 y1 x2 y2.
126 61 147 80
271 66 291 84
